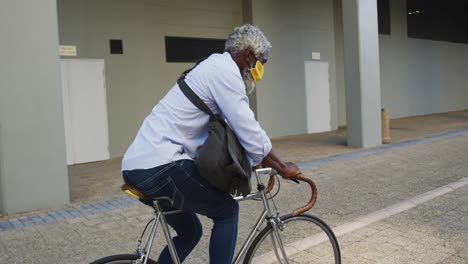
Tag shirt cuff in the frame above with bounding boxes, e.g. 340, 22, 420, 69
249, 131, 272, 166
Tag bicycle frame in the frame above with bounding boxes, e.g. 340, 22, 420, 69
232, 168, 290, 264
136, 168, 290, 264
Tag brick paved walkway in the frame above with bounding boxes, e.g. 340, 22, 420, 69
0, 110, 467, 263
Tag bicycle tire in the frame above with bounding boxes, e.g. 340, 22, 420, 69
243, 214, 341, 264
89, 254, 157, 264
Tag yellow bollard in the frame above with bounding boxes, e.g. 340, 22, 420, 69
381, 108, 391, 144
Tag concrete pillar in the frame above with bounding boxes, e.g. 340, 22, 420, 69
0, 0, 70, 214
342, 0, 382, 147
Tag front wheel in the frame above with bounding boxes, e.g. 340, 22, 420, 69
89, 254, 157, 264
243, 214, 341, 264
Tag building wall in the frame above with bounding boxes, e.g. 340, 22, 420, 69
0, 0, 69, 214
59, 0, 340, 152
465, 48, 468, 91
58, 0, 468, 158
252, 0, 339, 137
378, 0, 468, 119
333, 0, 468, 124
248, 0, 468, 132
57, 0, 243, 158
333, 0, 346, 126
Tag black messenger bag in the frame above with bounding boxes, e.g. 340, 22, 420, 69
177, 68, 252, 197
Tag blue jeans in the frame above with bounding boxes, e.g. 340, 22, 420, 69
123, 159, 239, 264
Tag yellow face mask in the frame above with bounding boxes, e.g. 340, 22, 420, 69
249, 60, 264, 82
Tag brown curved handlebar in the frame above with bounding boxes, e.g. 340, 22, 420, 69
264, 175, 276, 193
290, 174, 318, 216
260, 171, 318, 216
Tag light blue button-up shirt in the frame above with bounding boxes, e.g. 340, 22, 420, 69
122, 52, 272, 171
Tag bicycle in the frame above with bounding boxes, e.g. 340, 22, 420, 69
90, 168, 341, 264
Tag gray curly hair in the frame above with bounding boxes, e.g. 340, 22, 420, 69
225, 24, 271, 57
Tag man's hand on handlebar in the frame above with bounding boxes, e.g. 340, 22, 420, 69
258, 149, 302, 179
278, 162, 301, 179
257, 151, 317, 215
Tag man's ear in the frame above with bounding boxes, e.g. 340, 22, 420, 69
247, 48, 256, 59
233, 49, 253, 71
237, 49, 251, 68
245, 48, 256, 66
241, 49, 251, 60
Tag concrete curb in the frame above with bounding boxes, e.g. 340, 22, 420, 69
0, 196, 137, 232
297, 128, 468, 169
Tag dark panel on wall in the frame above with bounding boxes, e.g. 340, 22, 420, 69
378, 0, 391, 35
110, 39, 123, 54
165, 36, 226, 62
407, 0, 468, 43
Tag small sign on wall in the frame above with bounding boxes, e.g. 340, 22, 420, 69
312, 52, 321, 60
60, 45, 77, 56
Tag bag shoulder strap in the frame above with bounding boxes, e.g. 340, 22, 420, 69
177, 58, 215, 117
178, 80, 214, 117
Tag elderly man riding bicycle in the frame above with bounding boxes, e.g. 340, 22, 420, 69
121, 24, 301, 264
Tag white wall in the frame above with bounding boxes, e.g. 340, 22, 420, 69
333, 0, 346, 126
58, 0, 468, 156
333, 0, 468, 124
379, 0, 468, 118
57, 0, 243, 157
248, 0, 468, 134
252, 0, 339, 138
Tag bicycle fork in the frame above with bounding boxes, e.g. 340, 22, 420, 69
268, 217, 290, 264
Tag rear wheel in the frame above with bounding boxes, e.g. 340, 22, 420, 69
244, 214, 341, 264
89, 254, 157, 264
